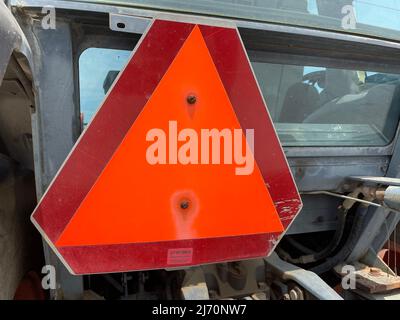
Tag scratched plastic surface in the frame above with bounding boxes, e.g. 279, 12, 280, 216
31, 20, 301, 274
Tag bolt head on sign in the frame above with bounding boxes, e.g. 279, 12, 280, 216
31, 19, 302, 275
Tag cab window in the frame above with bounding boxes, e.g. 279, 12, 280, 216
79, 47, 400, 147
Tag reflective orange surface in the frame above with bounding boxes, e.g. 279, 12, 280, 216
56, 26, 283, 247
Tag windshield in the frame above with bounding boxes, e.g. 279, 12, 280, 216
74, 0, 400, 42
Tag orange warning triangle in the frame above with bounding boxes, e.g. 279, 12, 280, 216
56, 26, 283, 247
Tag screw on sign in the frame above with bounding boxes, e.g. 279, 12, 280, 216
31, 19, 302, 275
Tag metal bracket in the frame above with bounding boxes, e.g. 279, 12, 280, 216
265, 252, 343, 300
180, 268, 209, 300
109, 13, 150, 34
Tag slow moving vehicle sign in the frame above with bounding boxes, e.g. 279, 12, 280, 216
31, 19, 302, 275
